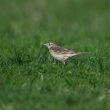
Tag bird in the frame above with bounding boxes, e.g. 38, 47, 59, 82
43, 42, 88, 64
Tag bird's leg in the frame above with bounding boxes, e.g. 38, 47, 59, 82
60, 61, 66, 76
53, 58, 56, 64
63, 61, 65, 65
63, 59, 67, 65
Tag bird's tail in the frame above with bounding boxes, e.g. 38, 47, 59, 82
73, 52, 90, 56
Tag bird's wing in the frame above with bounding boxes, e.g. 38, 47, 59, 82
63, 48, 76, 54
51, 46, 75, 55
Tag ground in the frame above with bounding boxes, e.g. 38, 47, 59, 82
0, 0, 110, 110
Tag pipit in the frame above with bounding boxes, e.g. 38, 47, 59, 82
44, 42, 88, 64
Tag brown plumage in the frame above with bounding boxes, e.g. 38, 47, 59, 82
44, 42, 88, 64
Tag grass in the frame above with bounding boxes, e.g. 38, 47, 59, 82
0, 0, 110, 110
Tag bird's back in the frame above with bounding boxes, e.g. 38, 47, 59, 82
50, 46, 75, 55
49, 46, 76, 61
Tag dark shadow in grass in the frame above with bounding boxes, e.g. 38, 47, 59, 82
9, 48, 33, 66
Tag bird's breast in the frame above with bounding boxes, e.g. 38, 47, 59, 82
49, 50, 69, 61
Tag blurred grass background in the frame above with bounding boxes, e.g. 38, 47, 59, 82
0, 0, 110, 110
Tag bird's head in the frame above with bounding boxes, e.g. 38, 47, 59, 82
43, 42, 56, 49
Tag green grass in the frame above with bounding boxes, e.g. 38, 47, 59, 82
0, 0, 110, 110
